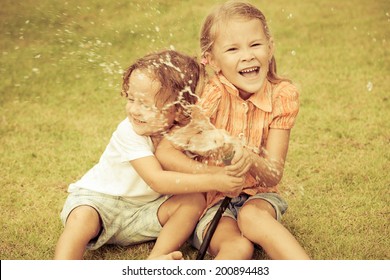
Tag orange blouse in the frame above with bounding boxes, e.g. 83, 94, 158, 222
198, 73, 300, 207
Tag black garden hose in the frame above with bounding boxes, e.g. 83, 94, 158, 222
196, 153, 234, 260
196, 196, 231, 260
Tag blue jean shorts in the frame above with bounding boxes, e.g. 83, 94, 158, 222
191, 192, 288, 250
60, 188, 169, 250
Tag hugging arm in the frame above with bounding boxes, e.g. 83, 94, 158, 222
131, 154, 243, 195
155, 136, 223, 175
226, 128, 290, 187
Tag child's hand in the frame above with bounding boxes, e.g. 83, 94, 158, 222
214, 169, 245, 195
224, 145, 253, 177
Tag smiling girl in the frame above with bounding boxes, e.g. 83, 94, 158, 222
156, 2, 310, 259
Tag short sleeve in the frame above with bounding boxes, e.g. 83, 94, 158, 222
111, 119, 154, 162
198, 78, 223, 119
270, 82, 300, 129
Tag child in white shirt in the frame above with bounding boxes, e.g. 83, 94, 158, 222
54, 50, 244, 260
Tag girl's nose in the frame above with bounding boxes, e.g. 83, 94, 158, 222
241, 48, 255, 62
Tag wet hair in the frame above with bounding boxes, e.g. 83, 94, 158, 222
200, 1, 290, 84
122, 50, 206, 125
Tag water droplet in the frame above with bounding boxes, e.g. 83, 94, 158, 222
366, 81, 373, 92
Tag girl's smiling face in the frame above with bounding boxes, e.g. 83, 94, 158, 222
126, 69, 176, 136
207, 18, 274, 100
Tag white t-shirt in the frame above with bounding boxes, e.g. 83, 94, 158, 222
68, 118, 161, 202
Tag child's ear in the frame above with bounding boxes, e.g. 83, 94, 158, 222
206, 53, 221, 73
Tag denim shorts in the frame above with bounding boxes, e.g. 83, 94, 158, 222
60, 188, 169, 250
191, 192, 288, 250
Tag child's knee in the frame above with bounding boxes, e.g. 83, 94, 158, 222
66, 206, 101, 232
238, 202, 274, 226
179, 193, 206, 209
163, 193, 206, 220
184, 193, 206, 217
193, 193, 206, 207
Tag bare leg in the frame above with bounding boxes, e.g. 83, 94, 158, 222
147, 193, 206, 259
54, 206, 101, 259
207, 216, 254, 260
238, 199, 310, 260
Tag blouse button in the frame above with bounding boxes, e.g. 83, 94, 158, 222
242, 102, 248, 113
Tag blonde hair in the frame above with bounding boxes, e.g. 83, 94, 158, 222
122, 50, 206, 125
200, 1, 289, 84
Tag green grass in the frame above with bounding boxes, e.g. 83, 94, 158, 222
1, 0, 389, 260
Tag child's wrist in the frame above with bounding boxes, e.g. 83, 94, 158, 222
207, 165, 224, 174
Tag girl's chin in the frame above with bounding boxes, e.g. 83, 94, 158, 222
238, 84, 264, 98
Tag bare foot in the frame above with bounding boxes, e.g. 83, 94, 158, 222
147, 251, 183, 260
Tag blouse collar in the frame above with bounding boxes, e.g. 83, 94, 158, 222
217, 73, 272, 112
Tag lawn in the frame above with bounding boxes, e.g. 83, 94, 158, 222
0, 0, 389, 260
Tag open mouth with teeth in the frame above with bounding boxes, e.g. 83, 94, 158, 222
239, 67, 260, 77
133, 117, 146, 124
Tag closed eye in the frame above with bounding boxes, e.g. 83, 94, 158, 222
226, 47, 238, 52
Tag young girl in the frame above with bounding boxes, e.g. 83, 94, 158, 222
54, 50, 245, 260
156, 2, 310, 259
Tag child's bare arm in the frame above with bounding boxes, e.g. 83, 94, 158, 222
131, 155, 244, 195
226, 128, 290, 187
155, 136, 223, 174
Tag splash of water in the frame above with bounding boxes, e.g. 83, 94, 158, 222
159, 53, 183, 74
154, 53, 200, 114
165, 105, 240, 164
366, 81, 373, 92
